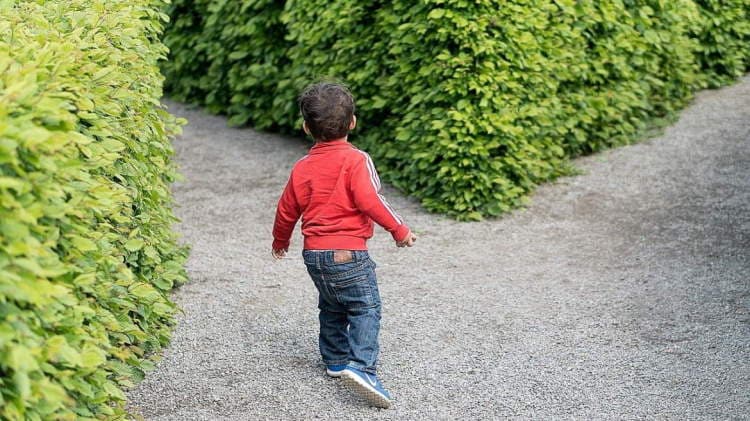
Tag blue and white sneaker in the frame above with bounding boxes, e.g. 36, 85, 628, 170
340, 366, 391, 408
325, 364, 347, 377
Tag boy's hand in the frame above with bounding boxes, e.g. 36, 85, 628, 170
272, 248, 287, 259
396, 231, 417, 248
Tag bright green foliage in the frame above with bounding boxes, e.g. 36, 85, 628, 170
692, 0, 750, 87
553, 1, 703, 155
0, 1, 187, 419
162, 0, 749, 220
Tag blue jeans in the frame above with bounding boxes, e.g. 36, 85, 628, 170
302, 250, 381, 374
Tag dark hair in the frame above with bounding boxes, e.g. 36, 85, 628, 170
298, 82, 355, 141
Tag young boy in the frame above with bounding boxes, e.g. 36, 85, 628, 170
271, 82, 416, 408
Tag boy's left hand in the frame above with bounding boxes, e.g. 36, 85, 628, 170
396, 230, 417, 248
272, 248, 287, 259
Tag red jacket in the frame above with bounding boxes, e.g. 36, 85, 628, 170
272, 139, 410, 250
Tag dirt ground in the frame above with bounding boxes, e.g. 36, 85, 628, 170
128, 76, 749, 420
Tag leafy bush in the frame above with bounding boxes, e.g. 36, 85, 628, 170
162, 0, 749, 219
162, 0, 290, 127
692, 0, 750, 87
0, 1, 187, 419
554, 0, 702, 155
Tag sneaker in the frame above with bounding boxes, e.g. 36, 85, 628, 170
325, 364, 347, 377
340, 366, 391, 408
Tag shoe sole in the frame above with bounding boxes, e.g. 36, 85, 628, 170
326, 369, 344, 377
340, 370, 391, 409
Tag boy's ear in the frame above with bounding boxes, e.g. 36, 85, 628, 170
349, 115, 357, 130
302, 121, 310, 135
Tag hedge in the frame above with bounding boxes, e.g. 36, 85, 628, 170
162, 0, 750, 220
691, 0, 750, 87
0, 1, 187, 419
162, 0, 290, 128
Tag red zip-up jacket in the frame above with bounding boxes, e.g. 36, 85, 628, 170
272, 139, 410, 251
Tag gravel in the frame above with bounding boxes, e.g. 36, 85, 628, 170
127, 76, 750, 420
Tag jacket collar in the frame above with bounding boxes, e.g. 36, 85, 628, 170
309, 138, 352, 153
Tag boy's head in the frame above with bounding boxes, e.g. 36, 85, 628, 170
298, 82, 356, 141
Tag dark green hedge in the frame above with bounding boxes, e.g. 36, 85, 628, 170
692, 0, 750, 87
162, 0, 289, 127
163, 0, 749, 220
0, 1, 187, 418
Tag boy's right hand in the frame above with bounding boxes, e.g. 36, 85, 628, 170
272, 248, 287, 259
396, 230, 417, 248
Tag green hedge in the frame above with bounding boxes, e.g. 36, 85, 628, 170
0, 1, 187, 419
692, 0, 750, 87
163, 0, 750, 220
162, 0, 289, 127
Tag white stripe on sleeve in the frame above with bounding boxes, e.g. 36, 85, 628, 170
357, 150, 381, 191
378, 194, 403, 224
356, 150, 402, 225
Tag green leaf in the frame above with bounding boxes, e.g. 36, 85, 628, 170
0, 177, 25, 192
70, 236, 97, 252
124, 238, 145, 251
80, 346, 106, 369
6, 346, 39, 372
14, 371, 31, 400
427, 8, 445, 19
228, 51, 249, 60
129, 283, 160, 301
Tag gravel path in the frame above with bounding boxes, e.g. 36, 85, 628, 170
128, 76, 749, 420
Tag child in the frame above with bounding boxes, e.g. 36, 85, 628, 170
271, 82, 416, 408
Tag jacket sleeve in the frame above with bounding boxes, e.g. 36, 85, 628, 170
350, 152, 411, 242
272, 175, 301, 250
